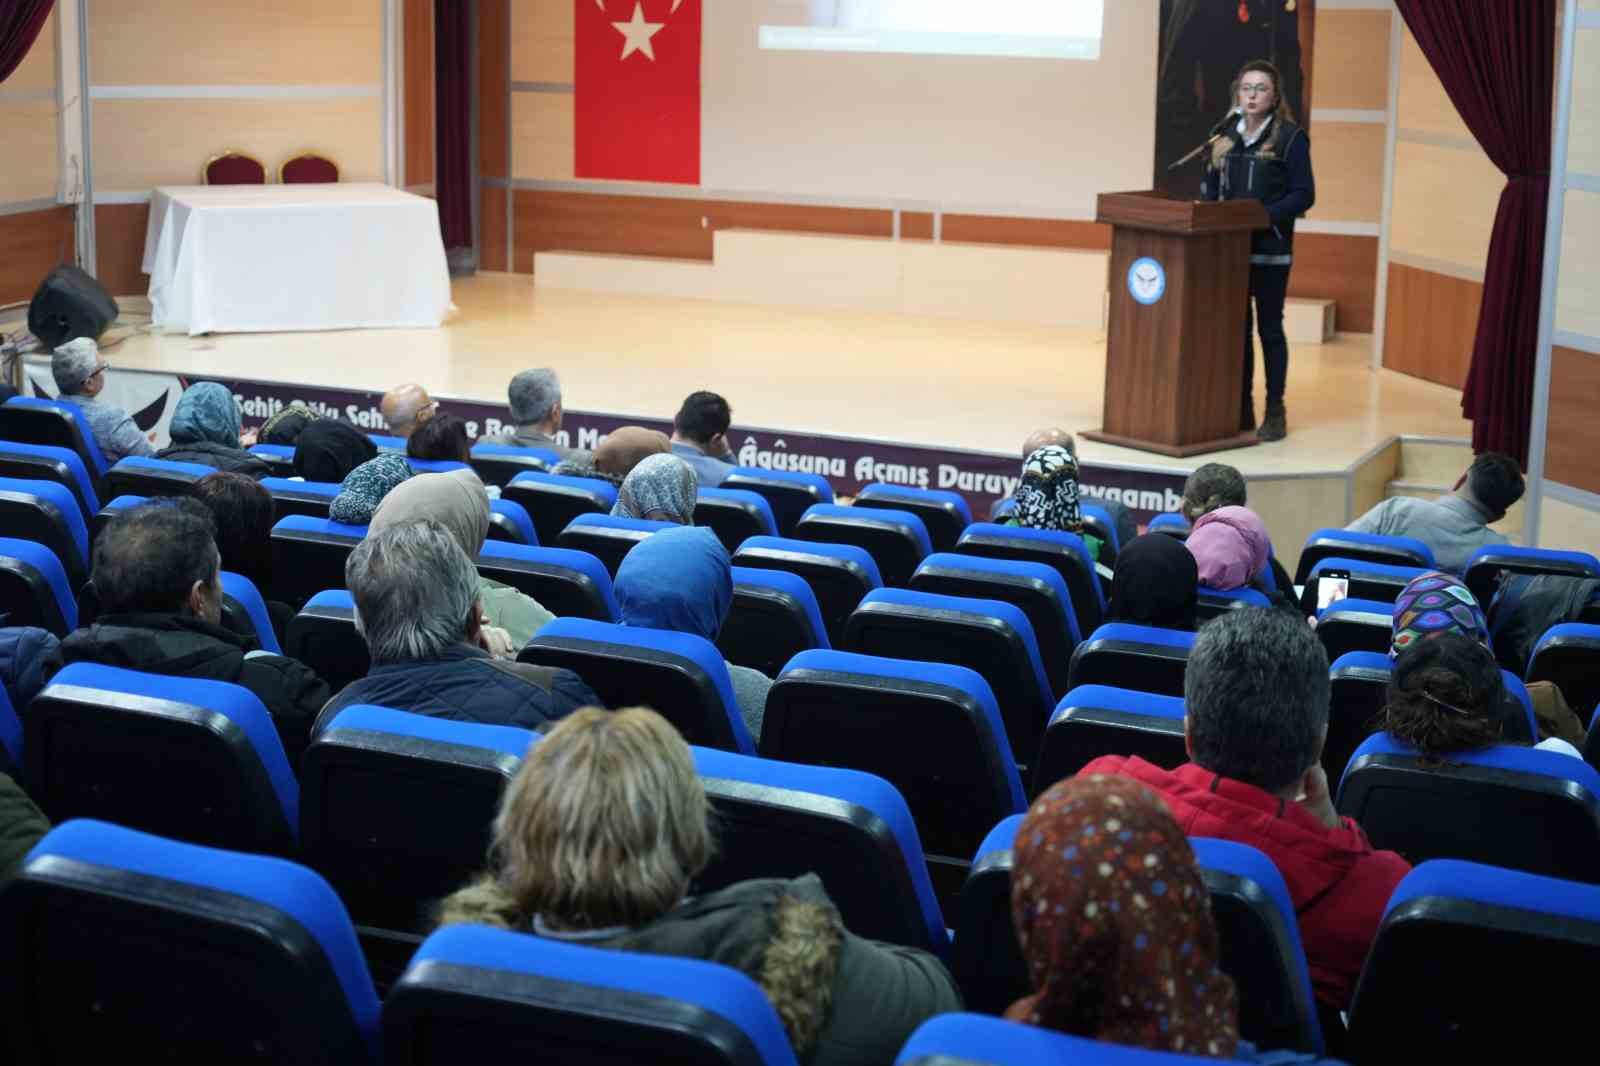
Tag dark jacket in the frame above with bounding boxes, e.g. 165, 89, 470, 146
50, 613, 330, 767
0, 625, 61, 710
156, 441, 271, 478
315, 643, 598, 734
1488, 573, 1600, 676
1201, 116, 1315, 261
0, 772, 48, 886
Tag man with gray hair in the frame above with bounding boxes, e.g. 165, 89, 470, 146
316, 520, 597, 732
51, 337, 153, 462
485, 367, 590, 461
1078, 608, 1409, 1011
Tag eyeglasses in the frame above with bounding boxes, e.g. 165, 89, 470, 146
1239, 84, 1274, 96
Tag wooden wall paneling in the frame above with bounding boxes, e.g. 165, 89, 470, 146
1388, 140, 1503, 270
1299, 0, 1315, 119
480, 183, 509, 271
8, 9, 53, 88
1310, 9, 1391, 111
1381, 262, 1481, 389
900, 212, 933, 240
1308, 122, 1385, 222
510, 92, 575, 181
1396, 29, 1473, 140
1555, 189, 1600, 339
510, 0, 573, 83
0, 207, 74, 306
0, 101, 59, 202
1288, 232, 1378, 334
938, 215, 1110, 251
403, 0, 434, 188
1569, 29, 1599, 177
1545, 345, 1600, 496
478, 0, 510, 180
93, 203, 152, 298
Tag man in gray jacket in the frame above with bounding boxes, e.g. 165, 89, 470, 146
52, 338, 153, 463
1346, 452, 1524, 574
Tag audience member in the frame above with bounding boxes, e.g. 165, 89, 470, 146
49, 501, 329, 766
156, 382, 269, 476
257, 402, 316, 446
1079, 608, 1411, 1009
368, 468, 555, 646
317, 520, 594, 731
613, 526, 770, 740
1107, 533, 1199, 630
406, 412, 472, 463
612, 453, 698, 524
0, 625, 59, 717
0, 772, 48, 886
1346, 452, 1524, 574
329, 454, 413, 526
380, 383, 436, 439
669, 390, 737, 487
187, 472, 290, 637
1179, 463, 1294, 594
293, 418, 377, 483
1006, 445, 1102, 561
50, 337, 153, 462
556, 425, 670, 484
1479, 570, 1600, 680
437, 706, 960, 1065
1186, 506, 1270, 592
487, 368, 589, 461
1018, 428, 1137, 547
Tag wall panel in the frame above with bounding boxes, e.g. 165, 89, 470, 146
1396, 30, 1472, 141
480, 184, 510, 271
1382, 262, 1481, 389
0, 102, 58, 202
1388, 140, 1503, 270
93, 203, 152, 298
403, 0, 434, 188
7, 9, 54, 89
478, 0, 511, 180
1290, 233, 1378, 335
510, 93, 574, 182
0, 207, 74, 306
1546, 345, 1600, 496
1570, 28, 1599, 176
1308, 122, 1385, 223
510, 0, 572, 84
1311, 9, 1391, 111
1555, 189, 1600, 340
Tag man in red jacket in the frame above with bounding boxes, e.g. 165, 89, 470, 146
1080, 608, 1410, 1009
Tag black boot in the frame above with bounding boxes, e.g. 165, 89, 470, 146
1257, 403, 1287, 442
1239, 396, 1256, 433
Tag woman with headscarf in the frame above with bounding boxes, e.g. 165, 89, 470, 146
156, 382, 270, 477
1108, 533, 1199, 631
613, 525, 769, 741
1186, 506, 1271, 593
257, 402, 316, 446
612, 453, 698, 525
1005, 445, 1102, 562
368, 468, 554, 648
328, 454, 413, 526
293, 418, 378, 484
552, 425, 670, 485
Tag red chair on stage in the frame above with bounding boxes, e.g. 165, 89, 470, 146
202, 150, 267, 185
279, 151, 340, 184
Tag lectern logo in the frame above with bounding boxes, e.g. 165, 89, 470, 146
1128, 257, 1166, 305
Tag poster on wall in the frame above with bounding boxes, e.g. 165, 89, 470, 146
1153, 0, 1312, 198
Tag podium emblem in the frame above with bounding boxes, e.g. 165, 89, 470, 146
1128, 257, 1166, 305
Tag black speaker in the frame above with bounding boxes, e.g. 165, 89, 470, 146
28, 265, 119, 350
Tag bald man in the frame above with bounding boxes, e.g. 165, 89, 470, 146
1014, 426, 1137, 548
381, 383, 437, 440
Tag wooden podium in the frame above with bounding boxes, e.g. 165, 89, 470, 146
1082, 191, 1269, 457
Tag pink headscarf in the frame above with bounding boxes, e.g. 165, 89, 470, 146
1185, 506, 1270, 591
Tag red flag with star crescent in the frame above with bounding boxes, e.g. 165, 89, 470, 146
575, 0, 701, 184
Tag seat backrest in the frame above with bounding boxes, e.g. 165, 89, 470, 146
1325, 651, 1392, 782
383, 924, 799, 1066
1338, 732, 1600, 882
203, 150, 267, 184
1147, 512, 1191, 538
104, 455, 210, 504
0, 478, 90, 587
763, 649, 1024, 859
1194, 584, 1272, 622
953, 522, 1104, 635
1527, 623, 1600, 726
1314, 597, 1395, 661
853, 483, 973, 555
219, 570, 282, 654
1464, 544, 1600, 611
0, 395, 108, 475
520, 618, 753, 754
0, 536, 77, 636
556, 513, 673, 577
719, 466, 834, 537
1078, 500, 1121, 564
1294, 528, 1435, 585
1301, 556, 1428, 613
285, 590, 371, 695
692, 746, 947, 956
793, 504, 932, 588
1033, 684, 1187, 797
948, 814, 1026, 1013
300, 705, 537, 933
487, 498, 538, 546
91, 493, 147, 553
247, 443, 297, 477
469, 443, 556, 487
910, 552, 1080, 702
694, 487, 778, 554
368, 433, 407, 452
406, 459, 471, 476
720, 565, 829, 677
476, 541, 618, 622
269, 514, 368, 607
843, 587, 1053, 767
26, 663, 299, 853
730, 536, 881, 646
1348, 859, 1600, 1058
279, 151, 340, 183
1067, 622, 1195, 698
896, 1013, 1228, 1066
0, 819, 377, 1064
0, 441, 99, 519
260, 476, 341, 521
503, 472, 618, 548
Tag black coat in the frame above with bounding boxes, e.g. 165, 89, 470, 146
156, 441, 271, 478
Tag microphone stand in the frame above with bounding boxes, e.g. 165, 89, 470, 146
1167, 130, 1227, 171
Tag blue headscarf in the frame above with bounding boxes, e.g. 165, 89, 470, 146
169, 382, 241, 446
614, 526, 731, 642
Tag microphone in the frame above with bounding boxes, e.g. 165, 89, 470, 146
1209, 108, 1243, 137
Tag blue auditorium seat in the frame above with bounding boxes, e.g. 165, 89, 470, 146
0, 477, 90, 587
301, 705, 539, 933
763, 650, 1025, 863
947, 813, 1026, 1014
843, 587, 1053, 766
0, 395, 109, 475
487, 497, 538, 545
0, 820, 379, 1063
720, 466, 834, 538
693, 746, 947, 956
0, 440, 99, 516
1033, 684, 1187, 796
520, 617, 754, 753
26, 663, 299, 853
1294, 527, 1435, 585
557, 512, 672, 576
384, 924, 798, 1066
1326, 651, 1394, 782
475, 541, 619, 622
895, 1013, 1233, 1065
794, 504, 932, 588
502, 471, 618, 548
285, 590, 369, 694
1347, 860, 1600, 1058
247, 442, 296, 476
1527, 623, 1600, 722
1313, 597, 1395, 661
261, 475, 341, 520
854, 483, 973, 555
694, 487, 779, 554
469, 442, 557, 487
910, 552, 1081, 701
368, 433, 406, 451
220, 570, 282, 654
91, 493, 146, 551
104, 455, 210, 504
1464, 544, 1600, 613
1079, 500, 1122, 563
719, 565, 829, 678
1147, 511, 1190, 538
954, 522, 1104, 636
988, 496, 1016, 522
406, 458, 469, 475
1339, 732, 1600, 882
0, 537, 77, 636
1301, 556, 1429, 613
1195, 583, 1272, 622
732, 535, 881, 645
269, 514, 368, 606
1067, 622, 1195, 698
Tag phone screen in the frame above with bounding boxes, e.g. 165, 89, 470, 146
1317, 572, 1350, 611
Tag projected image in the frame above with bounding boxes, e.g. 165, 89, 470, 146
758, 0, 1105, 60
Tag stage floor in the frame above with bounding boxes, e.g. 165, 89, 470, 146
99, 272, 1472, 477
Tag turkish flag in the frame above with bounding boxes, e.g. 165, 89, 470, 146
575, 0, 701, 185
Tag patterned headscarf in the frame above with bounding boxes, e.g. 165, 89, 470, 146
258, 402, 316, 445
613, 454, 698, 525
1015, 446, 1083, 533
1391, 570, 1489, 659
1007, 775, 1239, 1058
169, 382, 242, 447
329, 454, 414, 526
1186, 506, 1270, 591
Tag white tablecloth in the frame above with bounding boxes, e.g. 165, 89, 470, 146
141, 184, 452, 335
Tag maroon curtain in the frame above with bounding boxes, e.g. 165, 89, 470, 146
433, 0, 472, 253
0, 0, 53, 84
1392, 0, 1555, 465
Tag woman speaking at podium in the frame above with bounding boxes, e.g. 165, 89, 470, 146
1201, 59, 1315, 443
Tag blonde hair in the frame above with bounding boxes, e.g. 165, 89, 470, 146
437, 706, 714, 931
1211, 60, 1296, 169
